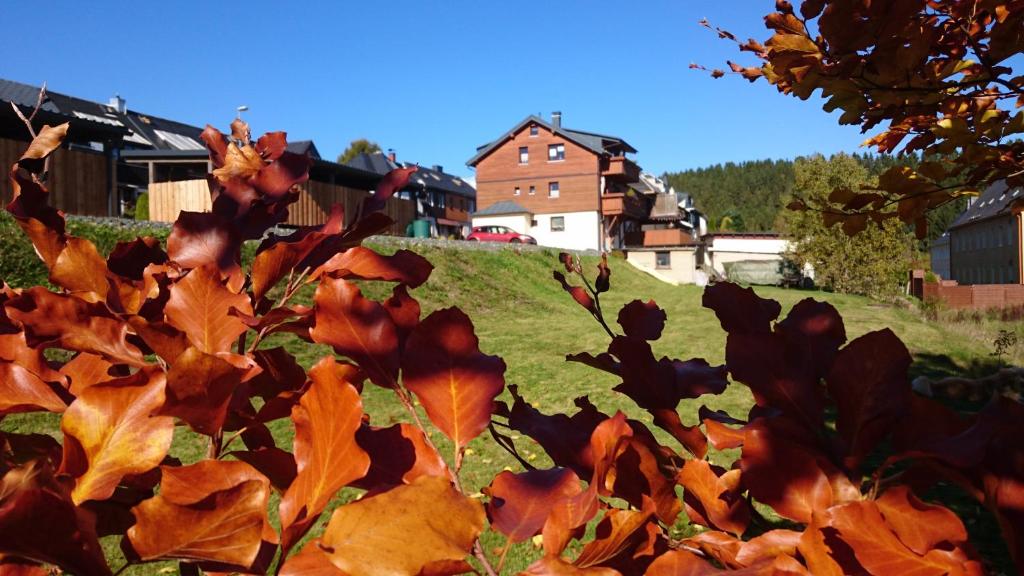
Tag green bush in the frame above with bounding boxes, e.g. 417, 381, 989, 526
135, 192, 150, 220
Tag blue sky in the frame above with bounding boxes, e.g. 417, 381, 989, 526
2, 1, 871, 179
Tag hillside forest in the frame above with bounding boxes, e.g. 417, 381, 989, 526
663, 153, 967, 245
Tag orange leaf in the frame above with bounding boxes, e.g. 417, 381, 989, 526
678, 459, 750, 535
485, 468, 583, 543
829, 500, 977, 575
279, 357, 369, 551
165, 265, 252, 354
0, 361, 66, 416
60, 367, 173, 504
574, 497, 656, 569
310, 277, 399, 388
735, 529, 802, 566
127, 460, 270, 567
739, 420, 832, 523
159, 347, 249, 436
59, 352, 114, 396
277, 541, 346, 576
317, 476, 484, 576
521, 556, 620, 575
402, 307, 506, 449
49, 237, 112, 297
796, 514, 844, 576
876, 486, 968, 556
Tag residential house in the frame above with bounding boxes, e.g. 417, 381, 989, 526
467, 112, 649, 251
346, 151, 476, 238
0, 78, 410, 230
945, 180, 1024, 284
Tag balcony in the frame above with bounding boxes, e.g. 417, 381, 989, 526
602, 191, 648, 220
601, 156, 641, 181
624, 228, 697, 248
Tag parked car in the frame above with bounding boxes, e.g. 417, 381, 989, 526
466, 226, 537, 244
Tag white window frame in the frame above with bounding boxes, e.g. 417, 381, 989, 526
548, 181, 560, 198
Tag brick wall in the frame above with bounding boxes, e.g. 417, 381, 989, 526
921, 280, 1024, 310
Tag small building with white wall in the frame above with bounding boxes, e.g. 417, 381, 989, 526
471, 200, 601, 251
706, 233, 792, 277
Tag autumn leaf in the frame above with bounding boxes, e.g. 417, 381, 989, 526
60, 367, 174, 504
353, 423, 447, 491
312, 246, 433, 287
165, 265, 252, 354
678, 459, 750, 535
316, 476, 484, 576
875, 486, 968, 556
574, 498, 656, 569
310, 277, 399, 388
484, 468, 583, 543
616, 300, 666, 341
279, 356, 369, 551
402, 307, 506, 449
159, 347, 250, 436
127, 460, 271, 567
49, 237, 112, 297
0, 361, 66, 416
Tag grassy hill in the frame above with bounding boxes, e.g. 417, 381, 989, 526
0, 216, 1017, 573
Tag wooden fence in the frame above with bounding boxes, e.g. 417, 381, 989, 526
1, 136, 110, 216
148, 179, 414, 235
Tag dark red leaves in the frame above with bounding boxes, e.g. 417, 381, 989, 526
402, 308, 506, 449
166, 211, 242, 275
361, 166, 417, 216
310, 277, 399, 388
165, 265, 252, 355
702, 282, 781, 334
353, 423, 447, 491
826, 329, 912, 469
160, 347, 249, 436
739, 420, 832, 523
616, 300, 666, 341
554, 271, 596, 314
313, 246, 433, 288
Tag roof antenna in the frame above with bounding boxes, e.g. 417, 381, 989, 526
236, 105, 249, 119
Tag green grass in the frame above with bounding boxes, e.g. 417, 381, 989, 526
2, 236, 1019, 574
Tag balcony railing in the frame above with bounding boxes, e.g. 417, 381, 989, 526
601, 192, 648, 220
624, 228, 696, 247
601, 156, 641, 181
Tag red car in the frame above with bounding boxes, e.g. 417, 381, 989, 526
466, 225, 537, 244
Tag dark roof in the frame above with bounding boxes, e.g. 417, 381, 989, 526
466, 115, 636, 166
949, 180, 1023, 230
287, 140, 320, 160
0, 78, 129, 141
472, 200, 532, 216
0, 78, 202, 150
347, 152, 476, 198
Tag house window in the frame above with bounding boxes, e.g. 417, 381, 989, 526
548, 182, 560, 198
530, 125, 539, 136
656, 251, 671, 269
529, 185, 536, 195
519, 147, 529, 164
514, 186, 521, 196
551, 216, 565, 232
548, 143, 565, 161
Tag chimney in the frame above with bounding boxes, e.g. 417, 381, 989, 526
432, 164, 443, 173
551, 111, 562, 129
387, 148, 396, 163
108, 94, 126, 114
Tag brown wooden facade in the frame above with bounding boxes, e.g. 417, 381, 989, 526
1, 136, 112, 216
474, 124, 602, 214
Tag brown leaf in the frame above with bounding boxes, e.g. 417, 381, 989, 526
384, 284, 421, 346
402, 307, 506, 448
127, 460, 270, 567
485, 468, 583, 543
735, 529, 801, 566
277, 542, 347, 575
678, 459, 750, 535
165, 265, 252, 354
279, 356, 369, 551
160, 347, 249, 436
106, 236, 168, 281
319, 476, 484, 576
739, 420, 832, 523
59, 352, 114, 396
312, 246, 433, 288
0, 460, 111, 576
353, 423, 447, 491
595, 253, 610, 294
17, 124, 69, 172
49, 237, 112, 297
702, 282, 781, 335
574, 498, 656, 569
554, 271, 596, 314
166, 211, 242, 275
4, 287, 146, 366
310, 277, 399, 388
60, 367, 173, 504
796, 514, 844, 576
521, 556, 620, 575
360, 166, 418, 216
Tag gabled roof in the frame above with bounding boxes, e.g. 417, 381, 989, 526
466, 115, 636, 166
0, 78, 129, 141
472, 200, 532, 216
347, 152, 476, 198
949, 180, 1024, 230
286, 140, 320, 160
0, 78, 202, 150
